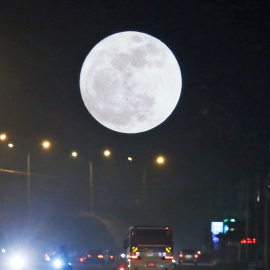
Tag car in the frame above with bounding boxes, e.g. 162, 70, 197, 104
84, 249, 105, 265
117, 258, 127, 270
103, 249, 116, 264
178, 249, 199, 265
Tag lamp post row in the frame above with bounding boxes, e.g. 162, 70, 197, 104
0, 132, 166, 217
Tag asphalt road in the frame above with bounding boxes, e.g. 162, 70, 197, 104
71, 262, 248, 270
0, 262, 247, 270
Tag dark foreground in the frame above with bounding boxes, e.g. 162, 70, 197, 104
0, 262, 258, 270
73, 263, 255, 270
66, 262, 258, 270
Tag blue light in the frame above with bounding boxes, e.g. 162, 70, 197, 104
212, 233, 219, 243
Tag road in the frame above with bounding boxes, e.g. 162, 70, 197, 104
1, 262, 246, 270
70, 263, 247, 270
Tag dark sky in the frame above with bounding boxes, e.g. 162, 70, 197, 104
0, 0, 269, 253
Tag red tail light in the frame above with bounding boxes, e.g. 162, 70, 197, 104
110, 255, 114, 259
87, 254, 92, 258
164, 255, 173, 260
119, 267, 125, 270
98, 254, 104, 259
179, 253, 183, 258
130, 255, 141, 260
79, 257, 84, 262
194, 254, 199, 259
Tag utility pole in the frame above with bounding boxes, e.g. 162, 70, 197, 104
89, 161, 93, 213
265, 139, 270, 270
255, 178, 260, 264
245, 178, 250, 262
27, 152, 31, 222
142, 167, 146, 205
264, 175, 270, 269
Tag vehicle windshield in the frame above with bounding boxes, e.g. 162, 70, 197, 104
130, 229, 173, 247
182, 249, 196, 254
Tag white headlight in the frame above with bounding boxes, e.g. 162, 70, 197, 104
53, 258, 63, 268
9, 255, 25, 269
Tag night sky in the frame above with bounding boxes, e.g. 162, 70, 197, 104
0, 0, 269, 254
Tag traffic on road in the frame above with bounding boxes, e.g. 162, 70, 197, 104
0, 224, 255, 270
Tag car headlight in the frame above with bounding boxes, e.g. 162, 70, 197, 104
9, 255, 25, 269
53, 258, 64, 269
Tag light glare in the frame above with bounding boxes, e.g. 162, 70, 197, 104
104, 149, 111, 157
71, 151, 78, 158
0, 133, 7, 141
9, 255, 25, 269
53, 258, 63, 268
42, 140, 51, 149
156, 155, 165, 165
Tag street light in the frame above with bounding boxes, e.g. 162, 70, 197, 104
41, 140, 51, 149
71, 151, 78, 158
0, 134, 13, 149
142, 155, 166, 204
89, 149, 112, 214
156, 155, 166, 165
27, 140, 52, 221
0, 133, 7, 141
103, 149, 111, 157
8, 143, 14, 148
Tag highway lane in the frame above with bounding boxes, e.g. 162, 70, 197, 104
0, 262, 245, 270
71, 262, 246, 270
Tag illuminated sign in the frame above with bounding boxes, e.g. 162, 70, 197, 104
211, 222, 224, 244
211, 222, 223, 235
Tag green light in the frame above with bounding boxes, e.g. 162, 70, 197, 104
230, 219, 236, 222
224, 219, 229, 223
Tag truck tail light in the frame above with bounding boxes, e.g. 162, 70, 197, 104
164, 255, 173, 260
129, 255, 141, 260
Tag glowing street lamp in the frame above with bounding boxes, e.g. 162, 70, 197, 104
71, 151, 78, 158
8, 143, 14, 148
27, 140, 52, 221
142, 155, 166, 204
88, 149, 112, 214
127, 157, 133, 162
42, 140, 51, 149
104, 149, 111, 157
156, 155, 165, 165
0, 133, 7, 141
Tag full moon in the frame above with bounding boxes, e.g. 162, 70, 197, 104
80, 31, 182, 134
